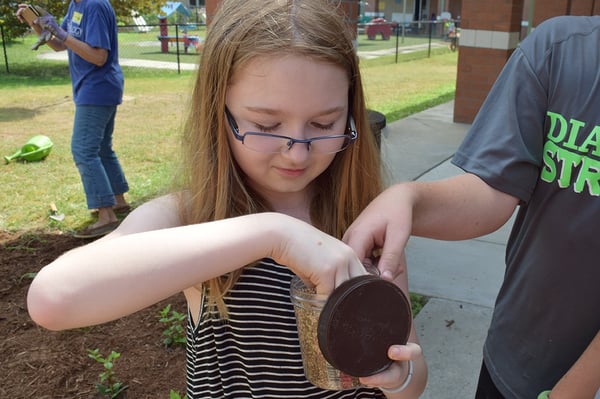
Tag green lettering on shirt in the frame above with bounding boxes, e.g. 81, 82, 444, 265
542, 111, 600, 196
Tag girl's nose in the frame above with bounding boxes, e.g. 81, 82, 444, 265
281, 137, 311, 162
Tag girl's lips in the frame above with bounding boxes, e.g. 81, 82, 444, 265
276, 167, 306, 177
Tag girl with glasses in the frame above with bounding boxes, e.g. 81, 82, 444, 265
26, 1, 426, 397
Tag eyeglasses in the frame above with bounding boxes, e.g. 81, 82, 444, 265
225, 108, 358, 154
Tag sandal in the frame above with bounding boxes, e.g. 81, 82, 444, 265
73, 221, 121, 239
90, 204, 132, 216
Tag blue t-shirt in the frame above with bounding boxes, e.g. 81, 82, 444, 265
452, 15, 600, 399
61, 0, 123, 106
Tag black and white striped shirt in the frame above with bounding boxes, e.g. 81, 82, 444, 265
185, 259, 385, 398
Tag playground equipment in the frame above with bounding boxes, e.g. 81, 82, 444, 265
156, 2, 201, 53
365, 18, 397, 40
4, 135, 54, 163
131, 10, 151, 33
157, 17, 201, 53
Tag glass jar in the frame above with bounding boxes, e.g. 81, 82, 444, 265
290, 276, 362, 390
290, 267, 412, 391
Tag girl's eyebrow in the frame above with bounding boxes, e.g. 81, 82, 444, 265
244, 106, 346, 117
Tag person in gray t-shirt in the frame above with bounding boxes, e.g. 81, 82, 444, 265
345, 15, 600, 399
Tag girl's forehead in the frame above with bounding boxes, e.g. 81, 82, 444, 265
227, 55, 350, 111
231, 54, 348, 84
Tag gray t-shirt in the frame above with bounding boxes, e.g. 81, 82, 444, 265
452, 15, 600, 399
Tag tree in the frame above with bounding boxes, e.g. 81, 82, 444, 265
110, 0, 163, 21
0, 0, 162, 42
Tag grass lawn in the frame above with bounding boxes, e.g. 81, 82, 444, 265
0, 34, 457, 233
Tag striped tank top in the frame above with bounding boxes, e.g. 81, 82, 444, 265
185, 258, 385, 398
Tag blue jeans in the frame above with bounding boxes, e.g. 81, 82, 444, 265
72, 105, 129, 210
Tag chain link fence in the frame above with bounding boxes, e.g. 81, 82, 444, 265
2, 20, 457, 75
356, 19, 459, 62
116, 23, 203, 74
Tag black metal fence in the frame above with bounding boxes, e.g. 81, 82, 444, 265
2, 20, 457, 75
116, 23, 203, 74
358, 19, 459, 63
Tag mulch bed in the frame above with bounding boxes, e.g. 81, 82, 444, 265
0, 231, 187, 398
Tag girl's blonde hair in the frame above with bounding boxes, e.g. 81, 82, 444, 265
178, 0, 383, 316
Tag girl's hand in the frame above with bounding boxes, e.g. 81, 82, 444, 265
359, 342, 423, 396
267, 214, 368, 295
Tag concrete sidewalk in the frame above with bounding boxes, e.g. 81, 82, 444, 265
380, 101, 513, 398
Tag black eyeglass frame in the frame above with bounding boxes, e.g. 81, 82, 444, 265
225, 108, 358, 154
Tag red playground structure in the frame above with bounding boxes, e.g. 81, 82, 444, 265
365, 18, 397, 40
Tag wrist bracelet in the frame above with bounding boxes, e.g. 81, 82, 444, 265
379, 360, 414, 394
537, 391, 551, 399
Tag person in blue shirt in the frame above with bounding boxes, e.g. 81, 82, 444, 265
17, 0, 130, 239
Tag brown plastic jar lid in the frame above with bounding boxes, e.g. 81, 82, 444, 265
317, 274, 412, 377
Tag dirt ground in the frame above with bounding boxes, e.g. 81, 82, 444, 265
0, 231, 187, 398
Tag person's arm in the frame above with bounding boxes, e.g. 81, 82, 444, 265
344, 173, 519, 278
26, 195, 368, 331
547, 330, 600, 398
409, 173, 518, 239
34, 14, 108, 66
43, 34, 108, 66
61, 34, 108, 66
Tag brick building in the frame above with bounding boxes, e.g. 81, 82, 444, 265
455, 0, 600, 122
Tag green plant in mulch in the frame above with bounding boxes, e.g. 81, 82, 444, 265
87, 348, 129, 399
169, 389, 188, 399
159, 304, 187, 347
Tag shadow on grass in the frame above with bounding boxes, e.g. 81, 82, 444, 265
0, 95, 71, 122
0, 107, 36, 122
